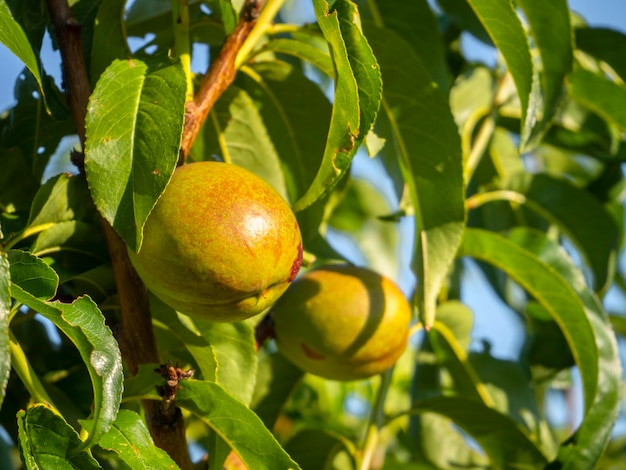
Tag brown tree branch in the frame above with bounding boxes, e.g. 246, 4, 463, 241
45, 1, 191, 467
180, 0, 264, 158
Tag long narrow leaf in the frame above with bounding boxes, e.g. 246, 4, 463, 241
466, 0, 538, 148
568, 67, 626, 132
84, 57, 186, 252
506, 228, 620, 467
365, 24, 465, 327
17, 403, 102, 469
503, 172, 619, 293
176, 380, 301, 470
84, 409, 179, 469
458, 228, 601, 421
0, 0, 44, 100
10, 287, 123, 449
516, 0, 573, 141
402, 396, 549, 467
294, 0, 382, 211
0, 254, 10, 410
369, 0, 450, 93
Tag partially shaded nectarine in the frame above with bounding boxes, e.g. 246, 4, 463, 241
128, 161, 302, 322
271, 265, 411, 381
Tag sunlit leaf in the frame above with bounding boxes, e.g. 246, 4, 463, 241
466, 0, 538, 148
176, 380, 301, 469
294, 0, 382, 211
403, 396, 548, 467
0, 0, 44, 101
84, 409, 179, 469
260, 38, 334, 77
365, 23, 465, 327
235, 61, 331, 204
8, 249, 58, 300
516, 0, 572, 141
0, 253, 10, 410
84, 57, 186, 252
575, 27, 626, 82
505, 228, 621, 467
193, 319, 258, 406
17, 404, 101, 470
369, 0, 450, 93
503, 172, 619, 293
568, 67, 626, 132
459, 228, 598, 404
10, 288, 123, 449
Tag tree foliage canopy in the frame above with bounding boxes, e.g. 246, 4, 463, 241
0, 0, 625, 468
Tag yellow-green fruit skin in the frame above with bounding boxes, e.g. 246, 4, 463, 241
128, 161, 303, 322
271, 265, 411, 381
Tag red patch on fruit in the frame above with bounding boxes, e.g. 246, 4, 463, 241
289, 242, 303, 282
301, 342, 325, 360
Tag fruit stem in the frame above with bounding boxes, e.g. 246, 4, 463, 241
357, 368, 394, 470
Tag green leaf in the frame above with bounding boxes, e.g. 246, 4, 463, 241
365, 24, 465, 327
8, 250, 58, 300
575, 27, 626, 82
0, 253, 10, 409
368, 0, 450, 93
428, 318, 491, 405
0, 148, 39, 213
458, 228, 599, 415
17, 403, 102, 470
284, 429, 354, 470
327, 177, 400, 279
466, 0, 537, 148
468, 351, 558, 458
27, 173, 91, 230
30, 221, 109, 280
175, 380, 301, 470
0, 0, 44, 100
10, 288, 123, 449
503, 172, 619, 293
89, 0, 129, 85
294, 0, 382, 211
84, 57, 186, 252
85, 409, 179, 469
251, 352, 304, 430
404, 396, 548, 467
4, 0, 47, 52
193, 319, 258, 406
0, 73, 74, 178
148, 295, 218, 382
568, 67, 626, 132
516, 0, 573, 141
504, 228, 621, 467
261, 38, 334, 77
193, 84, 289, 200
436, 0, 492, 44
235, 61, 331, 204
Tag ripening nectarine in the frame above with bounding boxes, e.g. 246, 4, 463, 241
271, 265, 411, 381
128, 161, 302, 322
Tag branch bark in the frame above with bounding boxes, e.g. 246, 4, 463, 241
180, 0, 264, 158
